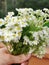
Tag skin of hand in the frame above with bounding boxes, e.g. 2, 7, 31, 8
44, 47, 49, 59
0, 43, 49, 65
21, 61, 29, 65
0, 43, 31, 65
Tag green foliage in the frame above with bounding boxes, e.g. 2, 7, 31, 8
0, 10, 5, 18
1, 0, 49, 18
15, 0, 49, 9
43, 21, 49, 27
10, 41, 30, 55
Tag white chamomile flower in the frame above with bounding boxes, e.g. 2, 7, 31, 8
0, 19, 5, 26
23, 41, 28, 45
0, 29, 3, 35
23, 36, 29, 43
18, 19, 28, 27
29, 48, 34, 54
33, 32, 39, 41
8, 12, 14, 16
32, 40, 39, 45
43, 8, 49, 13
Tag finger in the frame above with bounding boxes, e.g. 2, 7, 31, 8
21, 61, 29, 65
23, 53, 31, 61
14, 54, 31, 63
10, 54, 31, 64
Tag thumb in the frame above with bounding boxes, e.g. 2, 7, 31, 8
10, 54, 31, 64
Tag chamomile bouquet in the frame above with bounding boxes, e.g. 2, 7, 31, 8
0, 8, 49, 58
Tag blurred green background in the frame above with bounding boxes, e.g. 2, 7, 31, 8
0, 0, 49, 18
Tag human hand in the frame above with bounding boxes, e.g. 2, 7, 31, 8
0, 43, 31, 65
